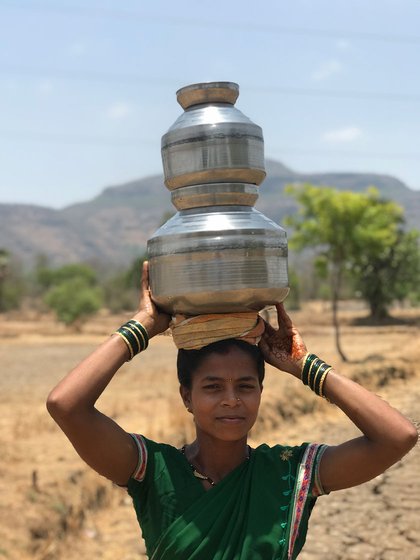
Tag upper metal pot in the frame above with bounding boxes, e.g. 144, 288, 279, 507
161, 82, 266, 190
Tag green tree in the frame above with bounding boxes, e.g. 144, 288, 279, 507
285, 183, 415, 361
0, 249, 10, 311
284, 267, 301, 311
45, 277, 103, 328
37, 262, 97, 291
0, 249, 26, 312
353, 228, 420, 319
102, 255, 146, 313
42, 263, 103, 327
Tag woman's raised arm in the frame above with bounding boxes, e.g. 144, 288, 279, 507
46, 262, 170, 486
259, 303, 418, 494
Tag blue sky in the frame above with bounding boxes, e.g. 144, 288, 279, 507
1, 0, 419, 208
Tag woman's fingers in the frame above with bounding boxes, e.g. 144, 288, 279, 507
276, 303, 294, 329
258, 337, 271, 358
141, 261, 150, 292
139, 260, 156, 315
261, 320, 278, 338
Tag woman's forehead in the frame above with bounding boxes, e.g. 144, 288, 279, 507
193, 348, 259, 378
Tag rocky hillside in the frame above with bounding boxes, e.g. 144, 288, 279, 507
1, 160, 419, 268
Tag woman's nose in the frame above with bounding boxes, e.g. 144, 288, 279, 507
221, 388, 240, 406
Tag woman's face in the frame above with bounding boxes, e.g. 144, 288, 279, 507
180, 346, 262, 442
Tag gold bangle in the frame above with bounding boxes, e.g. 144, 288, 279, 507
115, 331, 134, 360
319, 367, 332, 398
299, 352, 310, 380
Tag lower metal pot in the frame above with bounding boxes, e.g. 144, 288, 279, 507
147, 206, 289, 315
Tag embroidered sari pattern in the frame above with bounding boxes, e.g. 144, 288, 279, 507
276, 447, 296, 549
287, 443, 321, 559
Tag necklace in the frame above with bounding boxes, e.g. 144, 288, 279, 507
180, 445, 251, 486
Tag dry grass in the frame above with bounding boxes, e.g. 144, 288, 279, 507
0, 302, 419, 559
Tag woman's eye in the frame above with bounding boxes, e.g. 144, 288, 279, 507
239, 384, 256, 390
203, 384, 220, 390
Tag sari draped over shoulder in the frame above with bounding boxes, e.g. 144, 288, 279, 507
127, 436, 327, 560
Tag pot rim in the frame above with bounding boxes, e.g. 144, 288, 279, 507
176, 81, 240, 109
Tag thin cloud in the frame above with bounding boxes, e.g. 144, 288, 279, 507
106, 102, 132, 120
311, 59, 342, 81
37, 80, 53, 96
336, 39, 351, 50
322, 126, 363, 143
68, 41, 86, 57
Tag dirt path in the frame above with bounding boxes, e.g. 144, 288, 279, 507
0, 307, 419, 559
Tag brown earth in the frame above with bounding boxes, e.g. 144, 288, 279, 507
0, 303, 419, 560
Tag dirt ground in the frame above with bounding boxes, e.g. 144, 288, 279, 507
0, 303, 419, 560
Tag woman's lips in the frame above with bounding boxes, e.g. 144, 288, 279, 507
216, 416, 245, 423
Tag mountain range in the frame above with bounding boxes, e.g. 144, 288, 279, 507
1, 159, 419, 269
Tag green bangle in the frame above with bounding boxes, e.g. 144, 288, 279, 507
119, 325, 141, 354
318, 367, 332, 398
127, 320, 149, 350
301, 353, 318, 385
114, 320, 149, 361
115, 330, 134, 360
307, 358, 323, 389
312, 362, 330, 395
301, 353, 332, 398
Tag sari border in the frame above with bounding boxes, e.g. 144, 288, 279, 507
287, 443, 321, 559
312, 444, 329, 497
129, 433, 148, 482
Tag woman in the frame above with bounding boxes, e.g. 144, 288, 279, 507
47, 263, 417, 559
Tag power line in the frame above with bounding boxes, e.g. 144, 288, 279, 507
2, 65, 420, 102
246, 85, 420, 102
1, 130, 419, 161
268, 147, 420, 161
2, 2, 420, 45
1, 65, 176, 87
1, 130, 157, 147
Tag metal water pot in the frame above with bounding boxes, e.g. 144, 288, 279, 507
161, 82, 266, 190
147, 82, 289, 315
148, 204, 289, 314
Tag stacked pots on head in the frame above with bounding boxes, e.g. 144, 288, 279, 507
147, 81, 289, 315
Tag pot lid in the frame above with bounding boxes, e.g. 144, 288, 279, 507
176, 81, 239, 109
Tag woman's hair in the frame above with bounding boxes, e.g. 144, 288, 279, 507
177, 339, 265, 390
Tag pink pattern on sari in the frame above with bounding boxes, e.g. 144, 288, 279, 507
130, 433, 148, 482
287, 443, 321, 559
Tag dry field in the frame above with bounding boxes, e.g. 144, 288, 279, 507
0, 303, 419, 560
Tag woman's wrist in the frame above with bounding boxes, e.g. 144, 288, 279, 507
291, 356, 306, 379
131, 311, 156, 338
283, 362, 304, 379
110, 331, 133, 362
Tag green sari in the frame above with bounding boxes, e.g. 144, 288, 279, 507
127, 436, 327, 560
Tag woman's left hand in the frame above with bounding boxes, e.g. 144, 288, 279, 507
259, 303, 307, 378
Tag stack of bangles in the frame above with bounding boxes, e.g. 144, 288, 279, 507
301, 353, 332, 398
115, 320, 149, 360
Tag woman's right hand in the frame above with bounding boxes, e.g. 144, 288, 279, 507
132, 260, 171, 339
